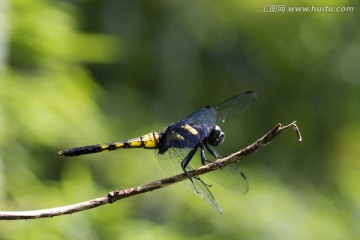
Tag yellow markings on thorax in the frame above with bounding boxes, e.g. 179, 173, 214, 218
168, 131, 185, 141
181, 124, 198, 135
167, 124, 199, 141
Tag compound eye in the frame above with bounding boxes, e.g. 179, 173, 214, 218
207, 125, 225, 146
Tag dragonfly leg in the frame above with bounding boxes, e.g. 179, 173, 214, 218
200, 144, 209, 165
194, 176, 212, 187
204, 142, 221, 158
181, 146, 198, 173
181, 146, 212, 193
202, 143, 225, 168
180, 147, 199, 191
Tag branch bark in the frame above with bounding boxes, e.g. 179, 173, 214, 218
0, 121, 302, 220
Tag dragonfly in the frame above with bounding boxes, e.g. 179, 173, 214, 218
59, 91, 257, 213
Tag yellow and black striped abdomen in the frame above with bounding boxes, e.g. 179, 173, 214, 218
59, 132, 161, 157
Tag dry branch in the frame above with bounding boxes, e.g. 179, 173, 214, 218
0, 121, 302, 220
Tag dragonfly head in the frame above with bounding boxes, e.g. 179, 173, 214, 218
207, 125, 225, 146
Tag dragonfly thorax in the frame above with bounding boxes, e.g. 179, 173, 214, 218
206, 125, 225, 146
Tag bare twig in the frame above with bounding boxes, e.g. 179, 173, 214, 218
0, 121, 301, 220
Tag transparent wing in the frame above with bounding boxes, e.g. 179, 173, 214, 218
156, 148, 222, 213
204, 162, 249, 194
173, 91, 256, 129
215, 91, 257, 124
174, 107, 217, 129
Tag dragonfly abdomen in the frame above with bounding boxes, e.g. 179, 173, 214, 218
59, 132, 161, 157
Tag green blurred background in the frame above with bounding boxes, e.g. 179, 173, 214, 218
1, 0, 359, 239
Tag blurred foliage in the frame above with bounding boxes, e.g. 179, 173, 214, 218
0, 0, 359, 239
